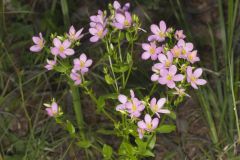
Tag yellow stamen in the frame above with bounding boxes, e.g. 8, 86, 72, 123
59, 46, 65, 52
167, 74, 172, 80
182, 49, 186, 55
165, 60, 171, 67
149, 47, 155, 54
97, 30, 103, 37
190, 76, 196, 82
159, 32, 165, 38
146, 123, 152, 130
124, 20, 129, 26
80, 61, 85, 67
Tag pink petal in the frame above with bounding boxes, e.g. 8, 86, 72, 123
46, 108, 53, 117
130, 90, 135, 98
85, 59, 93, 67
186, 42, 194, 51
186, 66, 192, 76
151, 54, 158, 60
51, 47, 59, 55
159, 77, 167, 85
80, 53, 87, 62
150, 98, 157, 107
141, 52, 151, 60
193, 68, 203, 78
89, 28, 97, 35
90, 36, 99, 42
169, 65, 177, 75
30, 45, 41, 52
196, 79, 207, 85
51, 102, 58, 113
144, 114, 152, 124
177, 39, 185, 47
148, 35, 158, 41
69, 25, 75, 34
64, 49, 74, 55
159, 20, 166, 32
173, 74, 184, 81
142, 43, 150, 50
116, 13, 125, 24
138, 120, 146, 129
167, 81, 175, 88
63, 40, 71, 48
160, 68, 168, 76
53, 38, 61, 47
191, 82, 198, 89
151, 118, 159, 129
113, 1, 121, 9
158, 54, 167, 63
151, 74, 159, 81
157, 98, 166, 108
118, 94, 127, 104
150, 24, 160, 35
159, 109, 170, 114
32, 36, 41, 44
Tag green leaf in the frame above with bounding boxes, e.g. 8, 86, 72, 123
105, 74, 114, 85
112, 64, 129, 73
77, 140, 91, 149
142, 150, 155, 157
126, 32, 132, 42
66, 120, 75, 135
147, 134, 156, 150
102, 144, 113, 159
54, 65, 68, 73
156, 124, 176, 133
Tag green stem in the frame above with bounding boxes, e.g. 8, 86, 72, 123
70, 85, 85, 138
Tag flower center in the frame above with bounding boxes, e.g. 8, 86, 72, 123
165, 60, 171, 67
159, 31, 165, 38
182, 49, 186, 55
149, 47, 155, 54
39, 40, 44, 48
97, 30, 103, 37
80, 61, 85, 68
153, 105, 158, 112
188, 54, 193, 61
146, 123, 152, 130
167, 74, 172, 80
132, 104, 137, 111
124, 20, 130, 26
190, 76, 196, 82
59, 46, 65, 52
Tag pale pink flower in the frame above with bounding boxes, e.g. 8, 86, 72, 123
51, 38, 74, 58
148, 20, 167, 42
126, 90, 145, 118
151, 63, 162, 81
45, 59, 56, 70
158, 65, 184, 88
158, 51, 173, 68
112, 11, 132, 29
173, 87, 190, 97
186, 50, 200, 64
89, 24, 108, 42
67, 26, 84, 41
73, 53, 93, 74
141, 42, 162, 60
113, 1, 130, 12
70, 69, 82, 85
170, 45, 182, 58
30, 33, 44, 52
45, 102, 59, 117
90, 10, 107, 27
150, 97, 170, 117
137, 114, 159, 132
174, 30, 186, 40
186, 67, 207, 89
177, 39, 194, 58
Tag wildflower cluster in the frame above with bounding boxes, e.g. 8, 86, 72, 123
142, 21, 206, 90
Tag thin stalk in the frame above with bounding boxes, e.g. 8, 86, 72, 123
118, 31, 125, 87
70, 85, 85, 138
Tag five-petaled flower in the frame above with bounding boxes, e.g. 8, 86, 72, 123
186, 50, 200, 64
174, 30, 186, 40
112, 12, 132, 29
138, 114, 159, 132
116, 94, 128, 111
51, 38, 75, 58
45, 59, 56, 71
177, 39, 194, 59
141, 42, 162, 60
67, 26, 84, 42
44, 101, 61, 117
158, 52, 173, 68
89, 24, 108, 42
30, 32, 45, 52
158, 65, 184, 88
150, 97, 170, 117
186, 66, 207, 89
148, 20, 168, 42
73, 53, 93, 74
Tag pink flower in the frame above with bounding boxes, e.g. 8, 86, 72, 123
126, 90, 145, 118
158, 65, 184, 88
148, 20, 167, 42
113, 1, 130, 12
116, 94, 128, 111
70, 69, 82, 85
138, 114, 159, 132
45, 102, 59, 117
170, 45, 182, 58
150, 97, 170, 117
177, 39, 193, 58
67, 26, 84, 41
90, 10, 107, 27
141, 42, 162, 60
73, 53, 93, 74
158, 51, 173, 68
186, 50, 200, 64
174, 30, 186, 40
112, 11, 132, 29
186, 67, 207, 89
89, 24, 108, 42
51, 38, 74, 58
30, 33, 44, 52
45, 59, 56, 70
